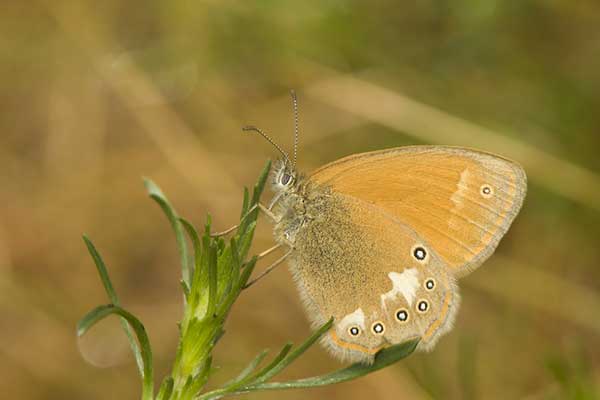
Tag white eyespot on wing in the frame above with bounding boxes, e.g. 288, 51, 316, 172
380, 268, 419, 312
337, 308, 366, 331
480, 183, 494, 198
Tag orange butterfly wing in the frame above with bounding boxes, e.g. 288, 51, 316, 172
308, 146, 527, 277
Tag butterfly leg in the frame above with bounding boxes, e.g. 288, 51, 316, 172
210, 203, 280, 237
257, 243, 283, 260
243, 246, 293, 289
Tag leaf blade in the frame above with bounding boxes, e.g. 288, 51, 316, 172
144, 178, 191, 285
82, 235, 144, 377
77, 304, 154, 400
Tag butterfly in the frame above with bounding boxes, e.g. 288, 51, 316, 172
241, 91, 527, 363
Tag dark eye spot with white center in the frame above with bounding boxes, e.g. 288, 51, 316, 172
348, 326, 360, 337
395, 309, 409, 322
280, 173, 292, 186
480, 184, 493, 198
425, 278, 435, 291
372, 322, 385, 335
417, 300, 429, 313
413, 246, 427, 261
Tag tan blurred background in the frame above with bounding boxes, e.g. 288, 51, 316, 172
2, 2, 600, 399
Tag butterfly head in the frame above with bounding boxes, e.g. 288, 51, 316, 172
271, 158, 299, 193
244, 90, 303, 198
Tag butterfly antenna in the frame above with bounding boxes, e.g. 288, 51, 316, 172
290, 89, 299, 168
242, 125, 291, 166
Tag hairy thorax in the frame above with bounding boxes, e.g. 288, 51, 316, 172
272, 179, 332, 247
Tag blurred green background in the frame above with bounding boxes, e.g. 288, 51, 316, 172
2, 1, 600, 399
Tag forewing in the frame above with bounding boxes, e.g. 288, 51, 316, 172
309, 146, 527, 277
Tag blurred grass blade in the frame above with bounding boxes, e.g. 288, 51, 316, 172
458, 335, 478, 400
307, 72, 600, 212
82, 235, 144, 377
77, 304, 154, 400
144, 178, 191, 285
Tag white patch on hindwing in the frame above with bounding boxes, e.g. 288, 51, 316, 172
380, 268, 420, 311
338, 307, 366, 331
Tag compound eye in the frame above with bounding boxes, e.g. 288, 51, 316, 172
281, 173, 292, 186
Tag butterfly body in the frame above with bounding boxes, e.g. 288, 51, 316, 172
268, 145, 526, 364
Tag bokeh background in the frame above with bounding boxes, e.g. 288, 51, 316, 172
2, 2, 600, 399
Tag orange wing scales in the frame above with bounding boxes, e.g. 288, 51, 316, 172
309, 146, 527, 276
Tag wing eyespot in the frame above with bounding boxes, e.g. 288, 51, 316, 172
424, 278, 436, 291
416, 299, 429, 313
348, 326, 361, 337
395, 309, 409, 323
480, 184, 494, 199
371, 322, 385, 335
411, 244, 429, 263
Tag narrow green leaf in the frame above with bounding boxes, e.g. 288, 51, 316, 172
179, 355, 213, 399
250, 343, 293, 384
197, 321, 418, 400
204, 214, 212, 236
230, 237, 241, 284
216, 256, 258, 318
180, 280, 190, 300
251, 160, 271, 206
77, 304, 154, 400
157, 377, 174, 400
82, 236, 119, 304
207, 243, 218, 318
239, 161, 271, 234
228, 349, 270, 386
82, 236, 143, 377
218, 345, 291, 396
144, 178, 190, 286
192, 355, 213, 394
200, 339, 419, 400
179, 217, 202, 286
256, 319, 333, 383
240, 187, 249, 219
248, 339, 419, 391
236, 222, 257, 262
237, 256, 258, 291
